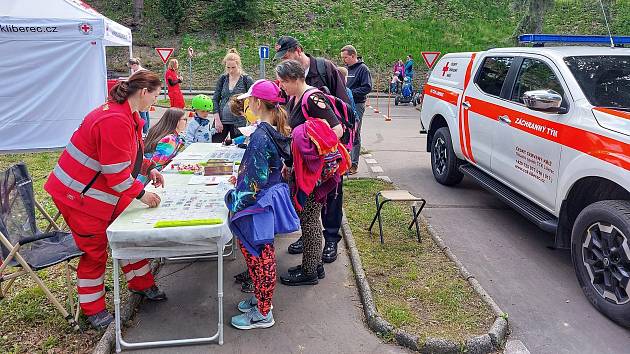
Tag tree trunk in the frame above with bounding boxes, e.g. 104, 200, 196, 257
511, 0, 553, 43
132, 0, 144, 28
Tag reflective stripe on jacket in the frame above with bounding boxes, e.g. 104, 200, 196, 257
45, 100, 153, 221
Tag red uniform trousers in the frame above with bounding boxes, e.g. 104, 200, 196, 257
54, 201, 156, 315
168, 90, 185, 109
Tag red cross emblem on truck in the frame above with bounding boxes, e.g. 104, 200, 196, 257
441, 62, 450, 76
79, 23, 92, 34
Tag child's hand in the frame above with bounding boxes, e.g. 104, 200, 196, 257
228, 176, 237, 185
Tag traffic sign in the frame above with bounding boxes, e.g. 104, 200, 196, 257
187, 47, 194, 58
155, 47, 174, 64
421, 51, 441, 69
259, 46, 270, 60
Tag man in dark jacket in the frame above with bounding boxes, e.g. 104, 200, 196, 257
341, 44, 372, 174
274, 35, 348, 266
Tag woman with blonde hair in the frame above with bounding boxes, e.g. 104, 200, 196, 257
165, 58, 185, 108
212, 48, 254, 143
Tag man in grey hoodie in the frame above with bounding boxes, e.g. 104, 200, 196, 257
340, 45, 372, 174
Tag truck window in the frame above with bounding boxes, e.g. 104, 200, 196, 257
475, 57, 513, 97
564, 56, 630, 109
510, 58, 565, 104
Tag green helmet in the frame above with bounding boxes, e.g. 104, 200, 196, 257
191, 94, 213, 111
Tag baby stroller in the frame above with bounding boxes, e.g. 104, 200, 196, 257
395, 77, 414, 106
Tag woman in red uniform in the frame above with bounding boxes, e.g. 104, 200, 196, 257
45, 70, 167, 329
165, 58, 185, 108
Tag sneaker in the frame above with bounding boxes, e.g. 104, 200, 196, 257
231, 308, 275, 330
237, 296, 273, 313
87, 310, 113, 329
348, 164, 358, 175
288, 237, 303, 254
240, 279, 255, 293
234, 269, 251, 284
130, 285, 167, 301
287, 263, 325, 279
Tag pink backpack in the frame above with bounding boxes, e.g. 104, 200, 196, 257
300, 88, 357, 151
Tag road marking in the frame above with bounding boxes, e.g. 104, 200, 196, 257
365, 159, 377, 164
371, 166, 384, 173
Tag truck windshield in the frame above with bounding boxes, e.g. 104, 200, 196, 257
564, 56, 630, 109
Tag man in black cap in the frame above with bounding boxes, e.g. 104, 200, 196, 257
274, 35, 349, 265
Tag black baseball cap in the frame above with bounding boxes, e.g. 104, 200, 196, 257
274, 36, 300, 60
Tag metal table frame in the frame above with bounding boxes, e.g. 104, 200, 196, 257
112, 239, 226, 352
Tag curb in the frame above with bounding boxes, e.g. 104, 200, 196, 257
341, 212, 509, 353
92, 261, 162, 354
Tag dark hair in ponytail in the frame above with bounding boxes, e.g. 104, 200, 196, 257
109, 70, 162, 104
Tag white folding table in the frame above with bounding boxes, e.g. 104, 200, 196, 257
106, 173, 233, 352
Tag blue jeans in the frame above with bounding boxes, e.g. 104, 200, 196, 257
139, 111, 150, 134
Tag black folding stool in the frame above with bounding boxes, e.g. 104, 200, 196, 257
368, 190, 426, 244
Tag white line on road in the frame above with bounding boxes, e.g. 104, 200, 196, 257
370, 166, 384, 173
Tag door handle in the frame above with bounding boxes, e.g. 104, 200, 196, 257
462, 101, 471, 109
498, 115, 511, 124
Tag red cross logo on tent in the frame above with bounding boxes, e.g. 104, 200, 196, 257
78, 23, 92, 35
155, 48, 175, 64
441, 62, 450, 76
421, 51, 441, 69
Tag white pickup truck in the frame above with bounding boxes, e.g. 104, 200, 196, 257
420, 46, 630, 326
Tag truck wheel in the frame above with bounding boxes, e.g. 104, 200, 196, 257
572, 200, 630, 327
431, 127, 463, 186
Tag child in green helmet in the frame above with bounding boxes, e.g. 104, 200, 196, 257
185, 94, 216, 147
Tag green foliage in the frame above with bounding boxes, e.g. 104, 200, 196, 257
159, 0, 191, 33
83, 0, 630, 89
207, 0, 258, 29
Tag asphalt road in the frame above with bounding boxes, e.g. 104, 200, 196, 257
358, 101, 630, 354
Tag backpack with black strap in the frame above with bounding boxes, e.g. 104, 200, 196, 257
310, 59, 357, 150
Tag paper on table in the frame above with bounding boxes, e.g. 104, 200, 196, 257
238, 125, 257, 137
188, 175, 231, 185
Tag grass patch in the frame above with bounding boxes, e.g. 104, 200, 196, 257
0, 153, 132, 353
90, 0, 630, 91
156, 97, 193, 109
343, 178, 494, 342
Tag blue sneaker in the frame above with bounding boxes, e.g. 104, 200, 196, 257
237, 296, 257, 313
231, 308, 275, 330
237, 296, 273, 313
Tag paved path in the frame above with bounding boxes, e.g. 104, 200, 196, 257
124, 235, 406, 353
357, 100, 630, 354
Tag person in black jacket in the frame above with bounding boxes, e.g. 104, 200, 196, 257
274, 35, 348, 264
341, 44, 372, 174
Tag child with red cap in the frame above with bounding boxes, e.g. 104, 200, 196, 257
225, 80, 299, 330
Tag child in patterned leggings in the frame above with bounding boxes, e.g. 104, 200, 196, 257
225, 80, 297, 330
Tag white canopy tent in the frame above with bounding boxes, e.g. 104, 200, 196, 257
0, 0, 132, 151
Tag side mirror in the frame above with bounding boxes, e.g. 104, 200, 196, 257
522, 90, 566, 113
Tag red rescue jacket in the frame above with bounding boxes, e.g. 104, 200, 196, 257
45, 100, 154, 221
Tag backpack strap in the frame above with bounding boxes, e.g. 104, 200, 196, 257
300, 88, 322, 121
315, 57, 330, 91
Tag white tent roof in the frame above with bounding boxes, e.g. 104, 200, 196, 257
0, 0, 131, 46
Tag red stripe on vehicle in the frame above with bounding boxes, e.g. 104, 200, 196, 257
461, 53, 477, 162
593, 107, 630, 120
423, 84, 459, 106
467, 97, 630, 171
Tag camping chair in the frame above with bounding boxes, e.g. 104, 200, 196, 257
0, 163, 83, 331
368, 190, 426, 244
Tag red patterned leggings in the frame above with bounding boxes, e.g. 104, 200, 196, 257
240, 242, 276, 316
